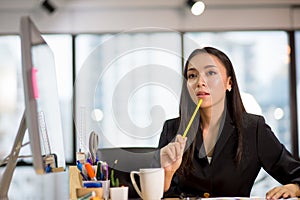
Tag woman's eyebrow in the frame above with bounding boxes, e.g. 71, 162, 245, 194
187, 67, 197, 71
204, 64, 217, 69
187, 64, 218, 71
188, 65, 217, 71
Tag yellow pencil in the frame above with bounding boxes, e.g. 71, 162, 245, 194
182, 99, 203, 138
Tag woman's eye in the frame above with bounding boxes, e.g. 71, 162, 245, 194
188, 73, 197, 79
207, 70, 217, 76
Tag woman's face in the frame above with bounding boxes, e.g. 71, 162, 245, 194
186, 53, 232, 108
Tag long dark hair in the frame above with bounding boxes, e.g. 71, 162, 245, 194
177, 47, 246, 174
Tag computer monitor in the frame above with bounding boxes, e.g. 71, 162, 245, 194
20, 15, 66, 173
0, 16, 66, 199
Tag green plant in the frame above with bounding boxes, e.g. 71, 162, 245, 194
110, 160, 119, 187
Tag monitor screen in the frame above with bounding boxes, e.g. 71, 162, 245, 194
20, 16, 65, 174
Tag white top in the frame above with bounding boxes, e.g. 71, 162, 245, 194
207, 156, 212, 164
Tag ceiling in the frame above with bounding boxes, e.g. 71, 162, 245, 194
1, 0, 300, 33
1, 0, 300, 11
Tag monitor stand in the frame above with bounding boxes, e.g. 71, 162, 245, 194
0, 112, 27, 200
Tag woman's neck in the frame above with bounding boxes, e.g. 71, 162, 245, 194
200, 98, 226, 129
199, 98, 226, 157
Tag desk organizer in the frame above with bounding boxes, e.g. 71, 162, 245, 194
69, 166, 103, 200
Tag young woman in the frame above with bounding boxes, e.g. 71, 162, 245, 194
156, 47, 300, 199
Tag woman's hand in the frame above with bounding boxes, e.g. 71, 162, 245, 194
160, 134, 187, 192
160, 134, 187, 172
266, 183, 300, 199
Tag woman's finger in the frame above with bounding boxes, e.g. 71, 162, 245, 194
266, 186, 293, 199
175, 134, 187, 154
165, 143, 176, 161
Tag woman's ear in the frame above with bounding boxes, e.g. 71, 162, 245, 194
227, 77, 232, 91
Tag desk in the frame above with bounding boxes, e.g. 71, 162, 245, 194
163, 198, 298, 200
129, 198, 298, 200
69, 166, 298, 200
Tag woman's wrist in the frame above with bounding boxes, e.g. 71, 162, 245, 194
163, 169, 176, 192
293, 183, 300, 197
284, 183, 300, 197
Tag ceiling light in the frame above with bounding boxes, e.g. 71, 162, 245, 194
187, 0, 206, 16
41, 0, 56, 14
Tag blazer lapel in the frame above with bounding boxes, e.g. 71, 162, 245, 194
211, 111, 235, 162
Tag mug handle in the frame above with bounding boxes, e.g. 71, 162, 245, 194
130, 171, 143, 199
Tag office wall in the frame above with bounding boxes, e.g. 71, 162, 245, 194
0, 3, 300, 34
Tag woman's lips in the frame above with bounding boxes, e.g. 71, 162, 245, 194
196, 91, 209, 98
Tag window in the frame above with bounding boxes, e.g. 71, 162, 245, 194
0, 34, 73, 199
75, 32, 182, 149
0, 36, 22, 159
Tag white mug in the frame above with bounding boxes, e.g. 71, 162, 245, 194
130, 168, 164, 200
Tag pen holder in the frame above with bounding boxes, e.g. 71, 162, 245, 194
100, 180, 110, 200
76, 188, 103, 199
77, 180, 103, 199
69, 165, 104, 200
69, 166, 83, 200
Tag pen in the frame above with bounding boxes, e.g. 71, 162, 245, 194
106, 163, 108, 180
87, 158, 93, 165
103, 162, 109, 180
80, 171, 88, 181
96, 161, 102, 180
183, 99, 202, 138
45, 164, 52, 173
77, 160, 88, 180
85, 162, 97, 181
76, 160, 83, 171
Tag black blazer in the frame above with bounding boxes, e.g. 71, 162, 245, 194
155, 111, 300, 198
